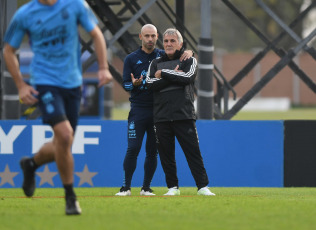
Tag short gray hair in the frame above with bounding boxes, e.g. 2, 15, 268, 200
163, 28, 183, 44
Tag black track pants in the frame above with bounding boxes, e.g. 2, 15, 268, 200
155, 120, 209, 189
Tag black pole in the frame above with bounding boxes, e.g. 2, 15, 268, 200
1, 0, 20, 119
197, 38, 214, 119
175, 0, 185, 35
103, 83, 113, 120
0, 0, 5, 119
197, 0, 213, 119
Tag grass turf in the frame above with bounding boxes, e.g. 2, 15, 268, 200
232, 107, 316, 120
1, 187, 316, 230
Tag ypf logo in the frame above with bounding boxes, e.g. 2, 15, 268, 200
0, 125, 101, 154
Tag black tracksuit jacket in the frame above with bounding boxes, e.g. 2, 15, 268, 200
145, 50, 198, 123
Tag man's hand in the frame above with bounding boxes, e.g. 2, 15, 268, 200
154, 66, 182, 80
19, 83, 39, 105
131, 73, 143, 86
155, 70, 162, 79
180, 50, 193, 61
174, 65, 183, 72
98, 69, 113, 87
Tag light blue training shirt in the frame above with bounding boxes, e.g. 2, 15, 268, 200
4, 0, 98, 88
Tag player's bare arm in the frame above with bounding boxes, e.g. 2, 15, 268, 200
90, 26, 113, 87
3, 44, 38, 105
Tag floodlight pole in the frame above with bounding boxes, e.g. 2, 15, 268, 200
197, 0, 214, 119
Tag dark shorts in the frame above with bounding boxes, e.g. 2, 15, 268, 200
35, 85, 81, 131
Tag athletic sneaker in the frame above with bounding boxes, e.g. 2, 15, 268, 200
20, 157, 36, 197
164, 186, 180, 196
140, 187, 156, 196
115, 186, 131, 196
197, 187, 216, 196
65, 196, 82, 215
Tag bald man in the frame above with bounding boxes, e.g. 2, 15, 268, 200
116, 24, 192, 196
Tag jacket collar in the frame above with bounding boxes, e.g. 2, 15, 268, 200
161, 47, 184, 61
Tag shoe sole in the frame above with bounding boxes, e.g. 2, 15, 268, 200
66, 210, 82, 215
198, 193, 216, 196
140, 192, 156, 196
164, 193, 180, 196
115, 192, 131, 196
66, 201, 82, 215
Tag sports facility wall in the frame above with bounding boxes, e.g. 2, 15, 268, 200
0, 120, 287, 189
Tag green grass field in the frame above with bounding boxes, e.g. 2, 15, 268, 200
232, 107, 316, 120
112, 107, 316, 120
1, 187, 316, 230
